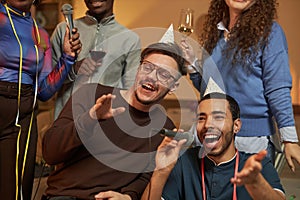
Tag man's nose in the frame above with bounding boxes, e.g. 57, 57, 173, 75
148, 69, 158, 81
204, 115, 214, 128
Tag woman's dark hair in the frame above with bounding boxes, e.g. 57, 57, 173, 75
200, 0, 278, 66
200, 92, 240, 121
141, 42, 187, 76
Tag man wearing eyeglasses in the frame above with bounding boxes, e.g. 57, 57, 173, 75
42, 42, 187, 200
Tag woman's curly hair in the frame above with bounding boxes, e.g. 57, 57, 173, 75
200, 0, 278, 66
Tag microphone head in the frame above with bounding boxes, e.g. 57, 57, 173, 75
151, 128, 194, 147
61, 3, 73, 15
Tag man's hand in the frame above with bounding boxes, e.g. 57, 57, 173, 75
89, 94, 125, 120
140, 135, 187, 200
231, 150, 266, 186
231, 150, 286, 200
155, 136, 187, 172
63, 27, 81, 57
74, 57, 101, 76
284, 142, 300, 172
180, 39, 195, 65
95, 191, 131, 200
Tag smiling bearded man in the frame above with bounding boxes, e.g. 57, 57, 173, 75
42, 42, 187, 200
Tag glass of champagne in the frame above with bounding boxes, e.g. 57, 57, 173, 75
178, 8, 194, 37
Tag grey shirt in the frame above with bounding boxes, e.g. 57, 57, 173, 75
51, 13, 141, 118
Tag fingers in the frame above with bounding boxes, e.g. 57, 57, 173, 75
68, 28, 81, 55
94, 191, 112, 199
63, 27, 81, 57
95, 94, 115, 105
285, 155, 295, 172
232, 151, 266, 186
254, 149, 267, 162
159, 136, 186, 152
180, 39, 190, 49
78, 65, 95, 75
77, 58, 98, 76
159, 137, 176, 148
90, 94, 126, 120
95, 191, 130, 200
284, 142, 300, 172
89, 104, 99, 120
70, 28, 81, 54
89, 94, 112, 120
179, 39, 196, 64
112, 107, 125, 117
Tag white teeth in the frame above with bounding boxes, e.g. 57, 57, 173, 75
142, 83, 155, 91
205, 135, 219, 139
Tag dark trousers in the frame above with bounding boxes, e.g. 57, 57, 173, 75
0, 81, 37, 200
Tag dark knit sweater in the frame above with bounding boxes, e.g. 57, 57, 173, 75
43, 83, 175, 200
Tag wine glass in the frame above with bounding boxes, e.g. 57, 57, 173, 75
88, 39, 107, 83
178, 8, 194, 37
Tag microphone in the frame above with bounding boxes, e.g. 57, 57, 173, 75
152, 128, 194, 147
61, 3, 74, 37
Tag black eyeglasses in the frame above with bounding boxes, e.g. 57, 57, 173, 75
140, 60, 177, 84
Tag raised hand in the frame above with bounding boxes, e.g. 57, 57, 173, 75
180, 38, 196, 65
89, 94, 125, 120
155, 136, 187, 171
231, 150, 286, 200
231, 150, 267, 186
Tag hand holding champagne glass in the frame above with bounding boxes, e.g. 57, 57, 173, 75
178, 8, 194, 37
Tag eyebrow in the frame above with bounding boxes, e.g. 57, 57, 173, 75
197, 111, 226, 116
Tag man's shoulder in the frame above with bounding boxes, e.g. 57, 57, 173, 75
109, 20, 140, 40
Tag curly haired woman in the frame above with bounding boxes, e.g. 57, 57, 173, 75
182, 0, 300, 171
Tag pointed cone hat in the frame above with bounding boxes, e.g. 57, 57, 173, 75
203, 77, 225, 96
159, 24, 175, 44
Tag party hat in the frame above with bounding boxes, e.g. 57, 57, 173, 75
159, 24, 175, 44
203, 77, 225, 96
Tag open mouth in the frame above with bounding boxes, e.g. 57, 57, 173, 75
203, 134, 221, 144
141, 83, 156, 91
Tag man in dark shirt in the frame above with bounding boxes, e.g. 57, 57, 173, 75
142, 92, 285, 200
42, 42, 187, 200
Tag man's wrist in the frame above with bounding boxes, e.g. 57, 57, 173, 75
187, 64, 197, 73
187, 58, 201, 74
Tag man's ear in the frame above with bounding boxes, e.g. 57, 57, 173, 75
169, 81, 180, 93
233, 118, 242, 134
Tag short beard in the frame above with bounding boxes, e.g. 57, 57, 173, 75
206, 127, 235, 157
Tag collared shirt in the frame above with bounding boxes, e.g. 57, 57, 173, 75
162, 147, 284, 200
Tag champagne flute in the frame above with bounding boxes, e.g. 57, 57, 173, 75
178, 8, 194, 37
